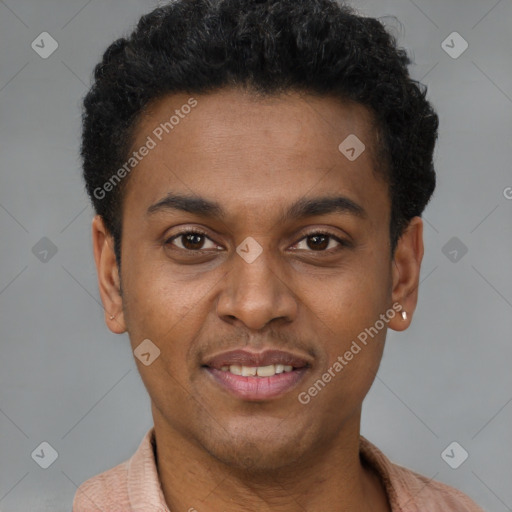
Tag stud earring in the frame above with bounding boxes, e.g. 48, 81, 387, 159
109, 315, 115, 320
401, 311, 407, 321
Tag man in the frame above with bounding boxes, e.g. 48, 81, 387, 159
73, 0, 485, 510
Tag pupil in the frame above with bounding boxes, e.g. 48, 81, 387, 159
184, 233, 204, 250
308, 235, 328, 250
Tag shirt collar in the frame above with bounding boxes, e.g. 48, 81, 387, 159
359, 435, 419, 511
127, 427, 171, 511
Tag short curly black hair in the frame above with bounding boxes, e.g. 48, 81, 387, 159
81, 0, 438, 268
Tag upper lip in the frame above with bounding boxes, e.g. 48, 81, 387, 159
203, 349, 312, 370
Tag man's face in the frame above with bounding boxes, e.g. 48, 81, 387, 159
96, 88, 417, 471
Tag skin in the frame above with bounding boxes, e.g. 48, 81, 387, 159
92, 87, 423, 512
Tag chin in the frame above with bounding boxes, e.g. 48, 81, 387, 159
204, 430, 309, 474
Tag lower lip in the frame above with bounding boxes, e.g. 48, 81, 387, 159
204, 367, 308, 401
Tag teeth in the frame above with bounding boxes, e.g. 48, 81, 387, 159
220, 364, 295, 376
255, 365, 275, 377
241, 366, 257, 376
229, 364, 242, 375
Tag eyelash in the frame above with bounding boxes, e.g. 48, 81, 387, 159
165, 229, 349, 253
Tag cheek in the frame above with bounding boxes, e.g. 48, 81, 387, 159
120, 279, 203, 403
304, 252, 390, 334
303, 250, 390, 396
303, 310, 386, 422
122, 261, 209, 335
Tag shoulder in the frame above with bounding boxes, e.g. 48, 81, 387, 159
72, 460, 130, 512
390, 462, 486, 511
359, 436, 485, 512
72, 428, 163, 512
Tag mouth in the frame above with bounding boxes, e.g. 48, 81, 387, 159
202, 349, 312, 401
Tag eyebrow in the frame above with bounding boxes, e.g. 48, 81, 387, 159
146, 193, 367, 222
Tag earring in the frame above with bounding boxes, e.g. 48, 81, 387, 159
109, 315, 115, 320
401, 311, 407, 321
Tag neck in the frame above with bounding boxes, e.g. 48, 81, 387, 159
152, 405, 390, 512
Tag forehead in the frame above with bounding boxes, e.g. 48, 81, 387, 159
122, 88, 389, 227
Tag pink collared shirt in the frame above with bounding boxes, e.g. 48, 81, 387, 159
72, 427, 485, 511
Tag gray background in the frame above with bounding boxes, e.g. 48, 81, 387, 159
0, 0, 511, 510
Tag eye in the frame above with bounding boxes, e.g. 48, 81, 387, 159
291, 230, 348, 252
165, 230, 221, 251
164, 229, 348, 254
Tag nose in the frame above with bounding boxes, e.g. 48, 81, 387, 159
216, 244, 298, 331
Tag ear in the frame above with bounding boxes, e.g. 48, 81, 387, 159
388, 216, 424, 332
91, 215, 127, 334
